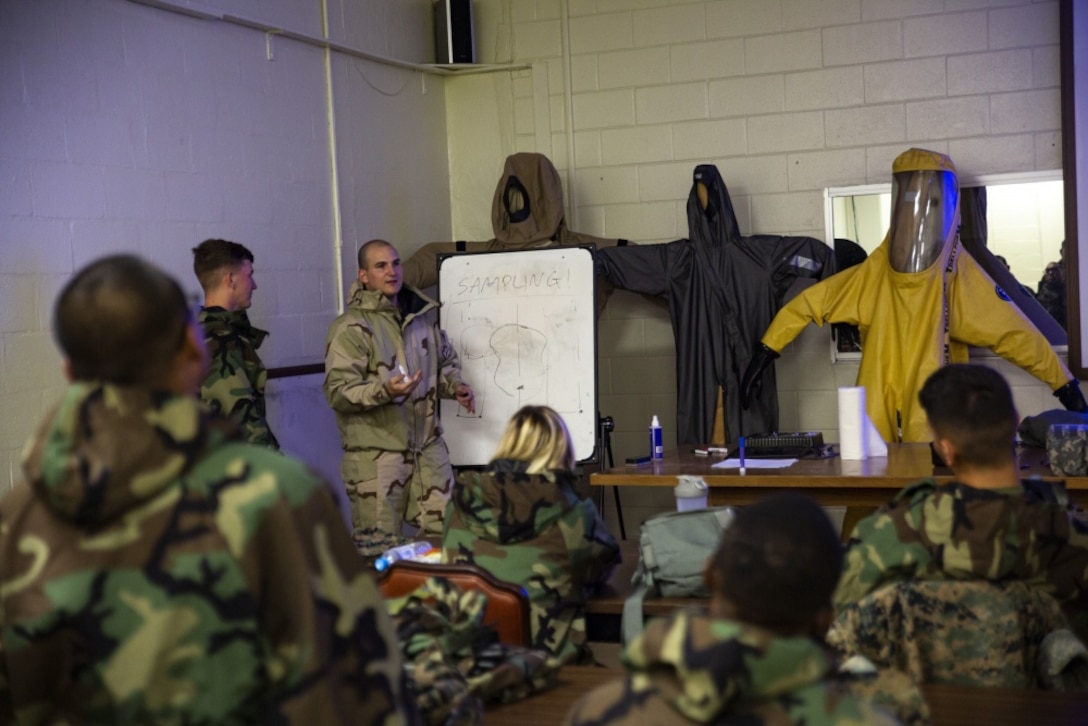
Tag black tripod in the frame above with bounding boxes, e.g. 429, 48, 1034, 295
598, 414, 625, 540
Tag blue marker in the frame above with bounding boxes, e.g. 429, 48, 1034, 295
739, 436, 746, 476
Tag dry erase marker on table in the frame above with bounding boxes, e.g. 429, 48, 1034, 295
739, 436, 746, 476
693, 447, 729, 456
625, 455, 652, 467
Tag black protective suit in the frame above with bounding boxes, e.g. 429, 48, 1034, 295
596, 165, 836, 446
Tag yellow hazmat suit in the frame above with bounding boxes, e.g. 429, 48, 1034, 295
758, 149, 1073, 443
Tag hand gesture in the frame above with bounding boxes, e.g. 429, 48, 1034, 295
385, 369, 423, 399
454, 383, 476, 413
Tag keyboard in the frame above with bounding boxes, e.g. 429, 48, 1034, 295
729, 432, 825, 459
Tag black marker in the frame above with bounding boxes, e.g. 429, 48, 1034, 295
625, 455, 652, 466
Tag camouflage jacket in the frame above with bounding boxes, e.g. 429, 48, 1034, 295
386, 576, 562, 725
831, 579, 1088, 691
198, 306, 279, 449
324, 282, 464, 453
834, 478, 1088, 621
563, 610, 900, 725
0, 383, 415, 725
440, 461, 620, 663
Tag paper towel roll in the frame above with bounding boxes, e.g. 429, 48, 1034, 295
838, 386, 868, 460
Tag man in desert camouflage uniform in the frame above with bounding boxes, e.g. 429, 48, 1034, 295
0, 255, 415, 724
565, 494, 914, 725
834, 364, 1088, 624
324, 239, 475, 536
193, 238, 279, 448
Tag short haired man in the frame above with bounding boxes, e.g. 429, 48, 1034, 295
0, 255, 414, 723
564, 494, 901, 725
834, 364, 1088, 620
324, 239, 475, 535
192, 238, 278, 448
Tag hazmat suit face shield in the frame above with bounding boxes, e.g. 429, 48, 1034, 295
888, 169, 958, 273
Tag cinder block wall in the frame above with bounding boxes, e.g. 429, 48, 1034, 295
0, 0, 451, 493
444, 0, 1071, 534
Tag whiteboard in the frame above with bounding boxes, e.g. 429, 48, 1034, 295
438, 246, 598, 466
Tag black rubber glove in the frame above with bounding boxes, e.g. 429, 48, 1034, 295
740, 344, 781, 409
1054, 379, 1088, 412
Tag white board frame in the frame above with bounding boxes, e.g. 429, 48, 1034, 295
437, 246, 598, 466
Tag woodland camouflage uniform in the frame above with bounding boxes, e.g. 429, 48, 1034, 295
834, 478, 1088, 626
440, 461, 620, 663
385, 577, 562, 725
0, 382, 414, 725
324, 281, 465, 536
563, 610, 904, 726
198, 306, 279, 449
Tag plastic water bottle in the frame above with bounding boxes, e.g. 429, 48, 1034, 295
650, 415, 664, 460
373, 541, 434, 572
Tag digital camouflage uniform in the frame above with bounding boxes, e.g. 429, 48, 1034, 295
385, 576, 562, 725
0, 382, 415, 725
562, 610, 903, 726
834, 478, 1088, 627
440, 460, 620, 664
198, 306, 279, 449
324, 281, 465, 536
831, 579, 1088, 691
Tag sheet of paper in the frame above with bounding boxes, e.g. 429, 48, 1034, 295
712, 458, 798, 469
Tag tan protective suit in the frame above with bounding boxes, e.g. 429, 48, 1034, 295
402, 152, 627, 315
760, 148, 1073, 442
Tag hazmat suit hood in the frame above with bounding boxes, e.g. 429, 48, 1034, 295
405, 153, 628, 318
889, 148, 960, 273
688, 164, 742, 250
491, 152, 567, 248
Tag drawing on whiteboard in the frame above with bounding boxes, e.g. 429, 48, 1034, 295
452, 310, 583, 418
439, 246, 596, 465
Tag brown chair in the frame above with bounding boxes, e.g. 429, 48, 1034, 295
377, 560, 533, 647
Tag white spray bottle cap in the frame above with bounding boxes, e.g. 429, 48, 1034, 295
651, 415, 660, 426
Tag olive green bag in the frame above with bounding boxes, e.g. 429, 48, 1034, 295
621, 506, 735, 644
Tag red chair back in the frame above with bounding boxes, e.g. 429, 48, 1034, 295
378, 560, 532, 646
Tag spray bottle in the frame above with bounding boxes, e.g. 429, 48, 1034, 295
650, 415, 664, 460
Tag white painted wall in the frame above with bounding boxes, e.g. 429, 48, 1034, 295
266, 373, 342, 485
442, 0, 1073, 532
0, 0, 449, 492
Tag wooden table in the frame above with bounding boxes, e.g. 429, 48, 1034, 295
922, 683, 1088, 724
590, 443, 1085, 509
486, 666, 1088, 725
486, 666, 614, 725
